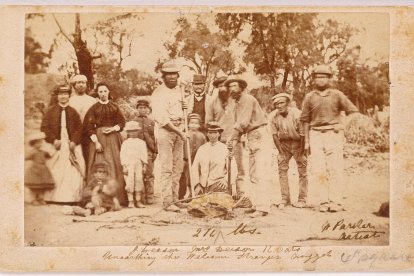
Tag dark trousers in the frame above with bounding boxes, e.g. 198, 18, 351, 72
277, 139, 308, 203
143, 153, 155, 204
178, 160, 190, 199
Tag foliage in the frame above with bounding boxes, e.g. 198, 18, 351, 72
164, 17, 242, 89
53, 13, 102, 89
216, 13, 357, 105
344, 113, 389, 153
92, 13, 142, 80
93, 56, 159, 100
336, 48, 389, 113
25, 27, 53, 74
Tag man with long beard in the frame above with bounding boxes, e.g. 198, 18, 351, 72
225, 77, 274, 218
205, 76, 246, 199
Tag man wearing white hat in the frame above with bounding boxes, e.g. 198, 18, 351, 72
69, 74, 97, 166
150, 60, 187, 212
68, 74, 97, 122
269, 92, 308, 209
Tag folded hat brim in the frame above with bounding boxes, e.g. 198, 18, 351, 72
224, 78, 247, 88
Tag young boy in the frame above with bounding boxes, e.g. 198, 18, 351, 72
135, 99, 157, 205
74, 162, 121, 216
120, 121, 148, 208
178, 113, 207, 200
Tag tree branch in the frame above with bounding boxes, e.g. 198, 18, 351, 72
53, 14, 75, 47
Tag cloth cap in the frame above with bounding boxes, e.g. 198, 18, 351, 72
136, 99, 150, 108
27, 132, 46, 143
71, 74, 87, 84
272, 92, 292, 104
206, 121, 223, 132
212, 76, 228, 87
124, 121, 141, 131
188, 113, 202, 122
161, 61, 180, 73
192, 74, 206, 84
93, 162, 109, 172
224, 76, 247, 90
53, 84, 71, 95
312, 64, 333, 76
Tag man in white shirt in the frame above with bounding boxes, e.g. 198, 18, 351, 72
68, 74, 97, 166
192, 122, 229, 195
150, 61, 187, 212
68, 74, 97, 123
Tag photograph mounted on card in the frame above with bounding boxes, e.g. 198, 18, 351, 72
0, 4, 412, 273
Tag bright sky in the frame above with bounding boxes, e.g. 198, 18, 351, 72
27, 12, 389, 89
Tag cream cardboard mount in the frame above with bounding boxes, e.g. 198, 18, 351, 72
0, 5, 413, 272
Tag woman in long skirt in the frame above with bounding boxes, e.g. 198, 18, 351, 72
83, 82, 127, 205
41, 85, 85, 203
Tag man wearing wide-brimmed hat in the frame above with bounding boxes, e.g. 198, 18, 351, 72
225, 76, 273, 218
301, 64, 358, 212
192, 121, 229, 195
270, 92, 308, 209
150, 60, 187, 212
187, 74, 208, 131
205, 75, 246, 198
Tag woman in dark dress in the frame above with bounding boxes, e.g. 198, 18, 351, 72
83, 82, 127, 205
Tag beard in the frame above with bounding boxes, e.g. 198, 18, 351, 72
218, 90, 229, 101
315, 83, 329, 91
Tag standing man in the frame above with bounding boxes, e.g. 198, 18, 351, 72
187, 74, 208, 131
69, 74, 97, 167
151, 61, 187, 212
135, 99, 157, 205
300, 64, 358, 212
69, 74, 97, 122
270, 93, 308, 209
225, 76, 274, 218
205, 76, 246, 198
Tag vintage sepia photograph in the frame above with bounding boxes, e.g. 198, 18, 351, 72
23, 10, 390, 248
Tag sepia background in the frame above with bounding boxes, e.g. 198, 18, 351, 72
23, 11, 390, 247
0, 3, 413, 272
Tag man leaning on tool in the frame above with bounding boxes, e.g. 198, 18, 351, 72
300, 64, 358, 213
225, 76, 274, 218
150, 60, 187, 212
205, 76, 246, 199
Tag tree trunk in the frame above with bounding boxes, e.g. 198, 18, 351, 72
269, 74, 276, 88
73, 14, 95, 91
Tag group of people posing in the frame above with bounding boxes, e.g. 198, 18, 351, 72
25, 60, 359, 218
25, 75, 157, 215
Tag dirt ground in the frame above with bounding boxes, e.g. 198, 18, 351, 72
24, 143, 389, 247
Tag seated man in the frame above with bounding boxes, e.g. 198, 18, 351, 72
192, 122, 229, 195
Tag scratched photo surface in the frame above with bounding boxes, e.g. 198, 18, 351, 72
22, 11, 390, 247
3, 5, 414, 272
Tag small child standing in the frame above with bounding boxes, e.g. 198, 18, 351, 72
120, 121, 148, 208
74, 162, 121, 216
135, 99, 157, 205
179, 113, 207, 199
25, 132, 55, 205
